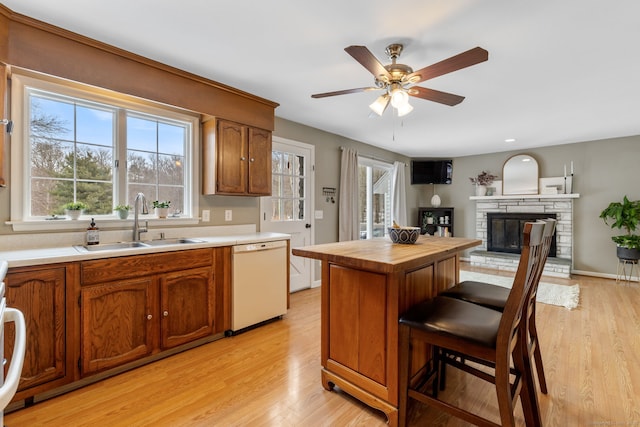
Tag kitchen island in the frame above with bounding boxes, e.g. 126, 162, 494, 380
292, 235, 480, 426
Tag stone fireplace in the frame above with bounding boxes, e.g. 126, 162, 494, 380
470, 195, 578, 277
487, 212, 557, 256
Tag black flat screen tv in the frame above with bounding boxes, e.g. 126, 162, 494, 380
411, 160, 453, 184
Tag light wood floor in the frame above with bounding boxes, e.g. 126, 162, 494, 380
5, 266, 640, 426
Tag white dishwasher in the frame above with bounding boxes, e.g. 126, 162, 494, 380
230, 240, 288, 334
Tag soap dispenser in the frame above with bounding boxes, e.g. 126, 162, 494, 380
86, 218, 100, 245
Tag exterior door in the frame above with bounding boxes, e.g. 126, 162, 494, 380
260, 137, 314, 292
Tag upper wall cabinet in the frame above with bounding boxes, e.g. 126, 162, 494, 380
202, 119, 272, 196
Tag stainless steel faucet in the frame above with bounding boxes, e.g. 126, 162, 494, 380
133, 192, 149, 241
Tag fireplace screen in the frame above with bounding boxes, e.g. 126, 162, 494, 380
487, 213, 557, 256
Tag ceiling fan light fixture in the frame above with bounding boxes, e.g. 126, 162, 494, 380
369, 94, 390, 116
390, 84, 409, 108
397, 102, 413, 117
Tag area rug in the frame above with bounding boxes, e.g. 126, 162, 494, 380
459, 271, 580, 310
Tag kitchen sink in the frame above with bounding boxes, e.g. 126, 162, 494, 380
74, 241, 150, 252
143, 238, 205, 246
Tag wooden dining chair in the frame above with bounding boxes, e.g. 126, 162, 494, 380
398, 221, 546, 427
440, 218, 556, 394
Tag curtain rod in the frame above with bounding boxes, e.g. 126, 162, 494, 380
340, 146, 406, 166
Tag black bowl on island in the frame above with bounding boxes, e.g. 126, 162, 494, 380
387, 227, 420, 244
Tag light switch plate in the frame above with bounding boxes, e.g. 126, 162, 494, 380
225, 210, 232, 221
314, 210, 323, 219
201, 210, 210, 222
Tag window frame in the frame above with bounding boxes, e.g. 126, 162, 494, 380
9, 70, 200, 231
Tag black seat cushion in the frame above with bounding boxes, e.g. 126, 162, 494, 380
399, 296, 502, 348
440, 281, 510, 312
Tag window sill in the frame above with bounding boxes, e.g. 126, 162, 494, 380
7, 217, 200, 232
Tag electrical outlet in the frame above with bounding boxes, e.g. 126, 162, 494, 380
201, 210, 210, 222
225, 210, 232, 221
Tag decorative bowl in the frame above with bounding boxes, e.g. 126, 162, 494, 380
387, 227, 420, 244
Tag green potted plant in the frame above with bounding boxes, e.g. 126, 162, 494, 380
114, 204, 131, 220
152, 200, 171, 218
599, 195, 640, 260
63, 201, 88, 220
469, 171, 498, 196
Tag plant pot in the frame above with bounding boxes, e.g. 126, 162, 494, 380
616, 246, 640, 261
65, 209, 83, 220
155, 207, 169, 218
426, 217, 434, 225
475, 185, 487, 197
117, 210, 130, 220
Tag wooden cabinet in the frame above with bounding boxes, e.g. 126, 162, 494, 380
4, 264, 74, 400
418, 207, 454, 236
79, 249, 215, 376
202, 118, 272, 196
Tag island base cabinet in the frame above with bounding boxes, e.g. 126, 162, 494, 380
319, 252, 464, 426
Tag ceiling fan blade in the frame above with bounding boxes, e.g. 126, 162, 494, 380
311, 87, 379, 98
344, 45, 392, 80
407, 46, 488, 84
409, 86, 465, 106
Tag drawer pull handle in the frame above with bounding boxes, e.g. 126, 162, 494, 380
147, 314, 153, 320
163, 311, 169, 317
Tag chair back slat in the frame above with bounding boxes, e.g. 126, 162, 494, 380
496, 222, 546, 361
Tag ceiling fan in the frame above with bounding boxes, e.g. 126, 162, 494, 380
311, 44, 488, 117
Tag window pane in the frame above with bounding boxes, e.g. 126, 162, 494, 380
31, 178, 63, 216
271, 199, 281, 221
127, 116, 157, 151
30, 96, 74, 141
77, 105, 114, 146
158, 122, 185, 156
272, 151, 282, 174
158, 154, 184, 185
78, 181, 113, 215
76, 144, 113, 181
31, 140, 74, 179
128, 151, 156, 183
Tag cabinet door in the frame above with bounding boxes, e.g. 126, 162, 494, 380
247, 127, 272, 195
160, 267, 214, 349
80, 277, 156, 376
216, 119, 247, 194
5, 267, 67, 391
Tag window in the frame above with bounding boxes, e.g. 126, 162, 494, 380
270, 149, 305, 221
358, 157, 393, 239
11, 72, 198, 225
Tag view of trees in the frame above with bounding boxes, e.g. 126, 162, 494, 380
29, 94, 186, 217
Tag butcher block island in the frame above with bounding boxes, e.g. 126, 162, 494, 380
292, 235, 480, 427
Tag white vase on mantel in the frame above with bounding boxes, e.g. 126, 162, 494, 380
430, 194, 441, 207
475, 185, 487, 197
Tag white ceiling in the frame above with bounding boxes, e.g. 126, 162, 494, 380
4, 0, 640, 157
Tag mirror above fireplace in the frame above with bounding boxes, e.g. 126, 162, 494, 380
502, 154, 539, 195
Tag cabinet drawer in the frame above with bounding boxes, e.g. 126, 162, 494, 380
80, 248, 214, 285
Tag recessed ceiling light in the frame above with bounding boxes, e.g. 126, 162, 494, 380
505, 138, 516, 143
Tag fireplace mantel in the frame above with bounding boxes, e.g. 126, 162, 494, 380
470, 193, 580, 201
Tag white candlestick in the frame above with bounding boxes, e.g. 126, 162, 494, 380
571, 161, 574, 175
564, 164, 567, 177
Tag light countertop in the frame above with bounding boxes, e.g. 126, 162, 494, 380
0, 230, 290, 268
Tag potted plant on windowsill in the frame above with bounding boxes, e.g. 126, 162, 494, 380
469, 171, 498, 197
599, 195, 640, 261
114, 204, 131, 220
63, 201, 88, 220
153, 200, 171, 218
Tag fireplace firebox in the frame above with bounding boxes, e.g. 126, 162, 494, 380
487, 213, 557, 257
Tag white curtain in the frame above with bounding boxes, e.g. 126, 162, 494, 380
392, 161, 407, 226
339, 148, 359, 241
